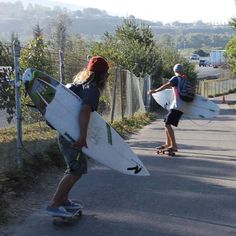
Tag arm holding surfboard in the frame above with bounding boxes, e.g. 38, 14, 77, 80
148, 64, 187, 156
148, 82, 172, 94
72, 104, 91, 149
46, 56, 110, 217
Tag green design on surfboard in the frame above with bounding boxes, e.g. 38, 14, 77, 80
106, 123, 112, 145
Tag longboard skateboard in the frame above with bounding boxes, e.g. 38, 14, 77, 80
156, 147, 176, 157
52, 207, 83, 225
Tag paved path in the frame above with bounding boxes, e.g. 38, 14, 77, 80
1, 94, 236, 236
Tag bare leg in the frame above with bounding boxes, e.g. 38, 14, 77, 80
165, 124, 178, 150
164, 126, 172, 147
50, 174, 82, 208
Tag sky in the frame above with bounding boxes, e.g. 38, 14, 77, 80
50, 0, 236, 23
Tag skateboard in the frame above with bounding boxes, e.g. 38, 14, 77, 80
156, 147, 176, 156
52, 207, 83, 225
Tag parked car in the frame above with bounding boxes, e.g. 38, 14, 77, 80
199, 59, 206, 67
190, 54, 200, 60
199, 59, 211, 67
204, 60, 211, 66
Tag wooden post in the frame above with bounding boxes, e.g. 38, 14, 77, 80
119, 68, 124, 119
110, 67, 118, 123
13, 39, 23, 168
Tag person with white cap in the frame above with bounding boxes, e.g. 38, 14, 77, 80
148, 64, 188, 155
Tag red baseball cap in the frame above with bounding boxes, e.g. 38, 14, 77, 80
87, 56, 109, 73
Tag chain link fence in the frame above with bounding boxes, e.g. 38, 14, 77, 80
100, 68, 149, 122
0, 42, 151, 170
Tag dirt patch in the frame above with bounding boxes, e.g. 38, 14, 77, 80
0, 167, 63, 227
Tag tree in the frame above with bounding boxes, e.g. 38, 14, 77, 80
90, 18, 196, 87
157, 45, 196, 87
225, 36, 236, 74
91, 18, 162, 77
47, 13, 71, 53
229, 16, 236, 29
46, 13, 72, 81
33, 24, 43, 40
64, 34, 88, 83
20, 28, 53, 122
226, 5, 236, 74
157, 34, 175, 48
193, 49, 209, 57
20, 35, 52, 73
0, 40, 15, 123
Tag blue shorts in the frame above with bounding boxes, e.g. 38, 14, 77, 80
57, 134, 87, 176
164, 109, 183, 127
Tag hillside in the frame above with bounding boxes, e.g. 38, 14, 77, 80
0, 1, 234, 49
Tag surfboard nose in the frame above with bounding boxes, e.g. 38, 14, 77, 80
22, 68, 33, 84
141, 167, 150, 176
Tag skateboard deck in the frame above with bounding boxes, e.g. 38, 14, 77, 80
52, 208, 83, 225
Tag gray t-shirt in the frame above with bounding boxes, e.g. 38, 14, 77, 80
67, 82, 100, 112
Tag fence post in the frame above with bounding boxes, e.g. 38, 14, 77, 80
201, 81, 205, 97
110, 67, 118, 123
59, 50, 65, 84
143, 75, 151, 110
13, 40, 23, 168
119, 68, 124, 119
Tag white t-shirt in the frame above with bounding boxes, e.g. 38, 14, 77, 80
169, 76, 185, 112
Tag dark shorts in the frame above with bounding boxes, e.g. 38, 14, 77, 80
164, 109, 183, 127
57, 134, 87, 176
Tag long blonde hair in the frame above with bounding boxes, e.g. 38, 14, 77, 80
73, 68, 94, 85
73, 68, 109, 91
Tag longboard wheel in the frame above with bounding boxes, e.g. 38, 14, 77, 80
156, 149, 175, 157
156, 149, 165, 154
166, 150, 175, 156
52, 217, 73, 225
52, 210, 82, 225
168, 152, 175, 156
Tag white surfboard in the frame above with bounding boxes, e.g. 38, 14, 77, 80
22, 68, 150, 176
152, 89, 219, 118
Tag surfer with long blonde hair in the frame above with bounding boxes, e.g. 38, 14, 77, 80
47, 56, 109, 217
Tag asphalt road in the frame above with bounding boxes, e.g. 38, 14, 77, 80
196, 66, 224, 79
1, 95, 236, 236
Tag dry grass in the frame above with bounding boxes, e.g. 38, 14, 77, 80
0, 122, 63, 224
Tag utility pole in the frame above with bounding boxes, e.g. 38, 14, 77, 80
13, 39, 23, 168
